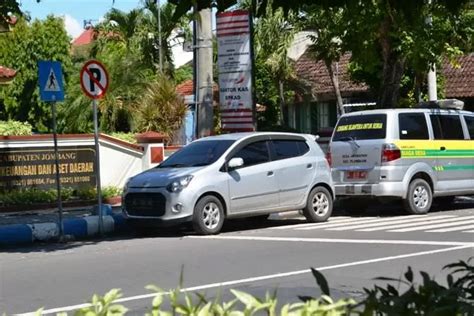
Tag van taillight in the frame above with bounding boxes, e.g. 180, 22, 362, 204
381, 143, 401, 163
325, 150, 332, 167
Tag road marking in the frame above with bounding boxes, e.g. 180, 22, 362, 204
267, 216, 354, 230
390, 219, 474, 232
359, 215, 474, 232
327, 215, 455, 231
427, 224, 474, 233
21, 244, 473, 316
187, 235, 473, 247
297, 215, 447, 231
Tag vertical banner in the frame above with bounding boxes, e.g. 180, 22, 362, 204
217, 10, 255, 132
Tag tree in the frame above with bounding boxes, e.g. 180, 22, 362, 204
132, 73, 187, 141
140, 1, 192, 76
254, 3, 298, 125
301, 5, 346, 116
170, 0, 472, 108
0, 16, 72, 132
274, 0, 473, 108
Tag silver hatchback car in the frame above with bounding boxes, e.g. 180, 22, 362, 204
122, 132, 334, 234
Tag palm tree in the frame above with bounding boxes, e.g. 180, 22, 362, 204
255, 2, 298, 125
302, 5, 346, 117
140, 1, 192, 76
132, 73, 187, 142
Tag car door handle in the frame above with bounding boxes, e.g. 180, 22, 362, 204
440, 146, 446, 151
306, 164, 313, 169
267, 171, 274, 176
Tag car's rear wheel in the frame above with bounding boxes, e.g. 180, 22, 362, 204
303, 186, 333, 222
192, 195, 225, 235
404, 178, 432, 214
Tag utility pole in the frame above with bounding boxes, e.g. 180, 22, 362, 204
195, 6, 214, 138
427, 0, 437, 101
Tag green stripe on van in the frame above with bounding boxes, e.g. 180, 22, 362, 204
432, 165, 474, 171
402, 149, 474, 158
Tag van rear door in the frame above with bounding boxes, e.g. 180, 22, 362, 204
330, 114, 387, 185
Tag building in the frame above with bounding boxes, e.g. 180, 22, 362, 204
288, 51, 474, 134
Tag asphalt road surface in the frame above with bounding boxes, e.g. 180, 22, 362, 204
1, 199, 474, 315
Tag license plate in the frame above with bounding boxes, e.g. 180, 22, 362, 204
346, 171, 367, 180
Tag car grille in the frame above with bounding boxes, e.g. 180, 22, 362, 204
124, 193, 166, 217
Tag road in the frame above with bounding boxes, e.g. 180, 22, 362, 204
1, 200, 473, 315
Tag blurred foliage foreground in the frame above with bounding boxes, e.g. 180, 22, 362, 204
31, 258, 473, 315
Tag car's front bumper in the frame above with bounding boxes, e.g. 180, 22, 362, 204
122, 187, 197, 225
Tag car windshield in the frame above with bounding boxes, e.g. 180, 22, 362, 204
333, 114, 387, 141
157, 140, 235, 168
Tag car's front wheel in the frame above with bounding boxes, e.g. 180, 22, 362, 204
192, 195, 225, 235
303, 186, 333, 222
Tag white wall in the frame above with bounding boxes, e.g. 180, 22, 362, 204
0, 134, 144, 190
99, 138, 143, 187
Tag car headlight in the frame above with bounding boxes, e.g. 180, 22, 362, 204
123, 177, 132, 191
167, 175, 194, 193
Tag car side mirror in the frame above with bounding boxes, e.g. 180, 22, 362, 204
228, 157, 244, 170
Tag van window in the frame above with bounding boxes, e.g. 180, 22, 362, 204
464, 116, 474, 139
430, 115, 464, 140
272, 140, 309, 160
333, 114, 386, 141
233, 141, 270, 167
398, 113, 429, 140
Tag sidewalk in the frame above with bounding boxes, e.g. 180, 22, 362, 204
0, 204, 128, 247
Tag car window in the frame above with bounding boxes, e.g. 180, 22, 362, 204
233, 141, 270, 168
158, 140, 235, 168
333, 114, 387, 141
398, 113, 429, 140
430, 115, 464, 140
464, 116, 474, 139
272, 140, 309, 160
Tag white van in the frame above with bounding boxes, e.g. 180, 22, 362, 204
328, 100, 474, 214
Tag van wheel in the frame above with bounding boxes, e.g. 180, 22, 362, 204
404, 179, 432, 214
303, 186, 333, 222
192, 196, 224, 235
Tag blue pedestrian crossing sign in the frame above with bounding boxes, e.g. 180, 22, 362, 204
38, 61, 64, 102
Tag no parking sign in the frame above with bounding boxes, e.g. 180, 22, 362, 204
80, 60, 109, 99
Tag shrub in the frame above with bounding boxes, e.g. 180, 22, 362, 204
109, 132, 137, 144
360, 258, 474, 315
0, 188, 75, 206
34, 258, 473, 316
0, 120, 33, 136
102, 186, 122, 199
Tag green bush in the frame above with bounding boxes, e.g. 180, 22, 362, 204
0, 120, 33, 136
0, 188, 72, 206
109, 132, 137, 144
0, 186, 124, 206
102, 186, 122, 199
29, 258, 472, 316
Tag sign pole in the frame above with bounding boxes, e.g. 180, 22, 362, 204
92, 98, 104, 236
80, 59, 109, 237
51, 96, 64, 240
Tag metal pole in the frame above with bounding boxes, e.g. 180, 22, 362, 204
51, 97, 64, 240
157, 0, 162, 72
93, 99, 104, 236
